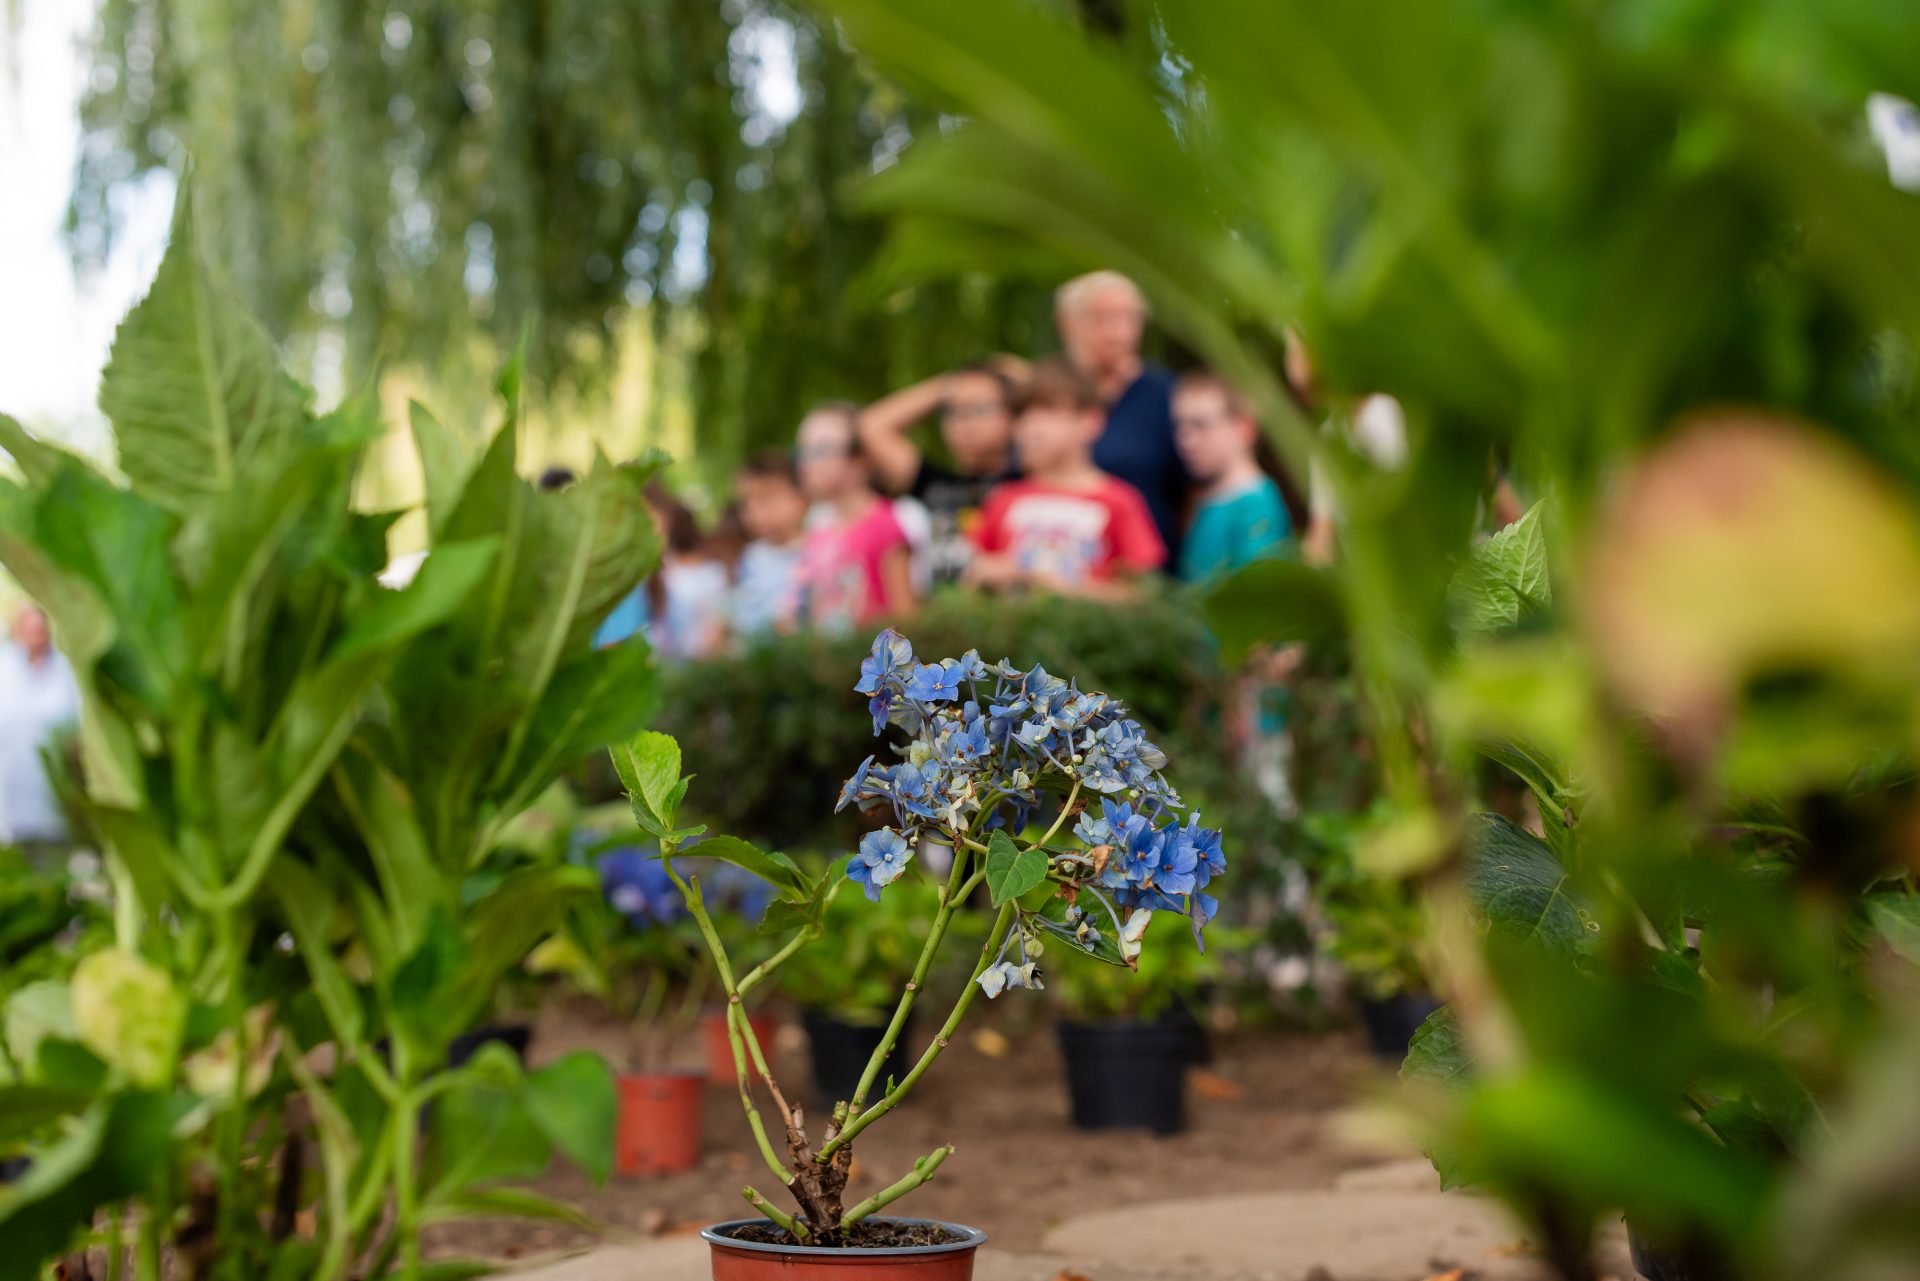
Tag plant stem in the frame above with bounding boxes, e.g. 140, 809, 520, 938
821, 901, 1015, 1158
843, 1145, 953, 1223
849, 846, 971, 1111
662, 858, 792, 1184
742, 1186, 809, 1240
1037, 780, 1082, 847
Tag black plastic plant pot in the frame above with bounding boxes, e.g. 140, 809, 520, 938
447, 1022, 532, 1070
1056, 1018, 1188, 1135
1357, 992, 1441, 1062
1628, 1226, 1730, 1281
802, 1008, 911, 1110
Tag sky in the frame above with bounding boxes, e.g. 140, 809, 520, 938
0, 3, 175, 455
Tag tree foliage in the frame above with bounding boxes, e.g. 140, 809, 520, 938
69, 0, 1057, 463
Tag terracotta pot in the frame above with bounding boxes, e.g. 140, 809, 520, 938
702, 1008, 777, 1085
702, 1218, 987, 1281
615, 1070, 703, 1177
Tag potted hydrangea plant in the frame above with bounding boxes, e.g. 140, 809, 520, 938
609, 629, 1226, 1276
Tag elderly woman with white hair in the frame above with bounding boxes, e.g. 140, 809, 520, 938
1054, 271, 1192, 560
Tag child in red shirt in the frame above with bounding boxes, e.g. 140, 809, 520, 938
967, 358, 1166, 600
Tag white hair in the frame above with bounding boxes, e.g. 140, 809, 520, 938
1055, 270, 1147, 317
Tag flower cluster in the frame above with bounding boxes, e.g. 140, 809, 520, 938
598, 847, 684, 929
839, 629, 1226, 976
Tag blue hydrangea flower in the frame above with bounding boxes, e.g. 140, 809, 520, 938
856, 629, 915, 695
848, 828, 914, 901
890, 761, 946, 822
905, 660, 966, 704
837, 754, 877, 813
598, 848, 683, 928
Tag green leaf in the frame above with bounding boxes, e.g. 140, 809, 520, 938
0, 1084, 95, 1148
453, 867, 599, 1031
760, 856, 849, 938
268, 857, 366, 1048
687, 835, 810, 901
1463, 813, 1594, 953
330, 538, 500, 665
612, 730, 683, 835
1474, 738, 1577, 863
0, 1092, 175, 1277
1398, 1005, 1475, 1190
1202, 557, 1346, 664
499, 639, 661, 818
1448, 500, 1551, 636
984, 830, 1048, 907
522, 1052, 618, 1186
1868, 894, 1920, 966
97, 190, 311, 513
410, 400, 474, 539
4, 983, 76, 1074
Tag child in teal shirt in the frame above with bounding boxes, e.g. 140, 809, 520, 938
1172, 371, 1293, 581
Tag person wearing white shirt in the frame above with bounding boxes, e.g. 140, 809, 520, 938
0, 604, 80, 852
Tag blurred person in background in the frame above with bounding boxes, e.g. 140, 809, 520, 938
731, 450, 809, 642
858, 356, 1028, 587
1055, 271, 1191, 560
1172, 370, 1305, 817
966, 359, 1164, 601
0, 603, 79, 858
792, 404, 916, 631
1172, 370, 1295, 582
648, 488, 732, 661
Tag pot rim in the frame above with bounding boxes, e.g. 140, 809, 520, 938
701, 1216, 987, 1257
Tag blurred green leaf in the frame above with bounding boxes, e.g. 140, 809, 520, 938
1449, 501, 1551, 636
522, 1052, 617, 1187
1463, 814, 1594, 954
1202, 558, 1346, 663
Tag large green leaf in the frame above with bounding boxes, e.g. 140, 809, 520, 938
268, 857, 366, 1049
984, 830, 1048, 907
687, 836, 809, 901
1202, 557, 1347, 663
522, 1052, 617, 1187
1399, 1004, 1475, 1190
1463, 813, 1593, 954
97, 192, 311, 512
0, 1092, 175, 1279
409, 401, 474, 540
497, 638, 662, 818
1448, 500, 1551, 636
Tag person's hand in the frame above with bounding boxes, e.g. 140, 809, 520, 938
1026, 568, 1075, 597
986, 352, 1032, 390
964, 553, 1023, 592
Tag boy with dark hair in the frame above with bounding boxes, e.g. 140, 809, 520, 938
857, 357, 1027, 585
965, 359, 1165, 601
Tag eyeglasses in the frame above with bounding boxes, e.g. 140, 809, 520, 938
1172, 413, 1231, 432
795, 445, 850, 461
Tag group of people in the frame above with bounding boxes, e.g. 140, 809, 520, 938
596, 270, 1308, 659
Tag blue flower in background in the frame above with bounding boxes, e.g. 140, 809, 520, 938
598, 847, 684, 928
848, 828, 914, 901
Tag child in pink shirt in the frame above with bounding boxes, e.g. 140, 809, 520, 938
791, 404, 916, 631
967, 359, 1165, 600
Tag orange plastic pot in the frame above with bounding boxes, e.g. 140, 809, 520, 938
702, 1219, 986, 1281
702, 1009, 776, 1085
615, 1071, 703, 1177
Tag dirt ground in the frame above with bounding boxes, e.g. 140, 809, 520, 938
427, 995, 1401, 1264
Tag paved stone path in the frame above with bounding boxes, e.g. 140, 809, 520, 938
504, 1158, 1636, 1281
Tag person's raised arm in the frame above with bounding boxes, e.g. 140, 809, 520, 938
858, 374, 950, 494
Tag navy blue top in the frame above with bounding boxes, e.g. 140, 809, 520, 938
1092, 365, 1190, 560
